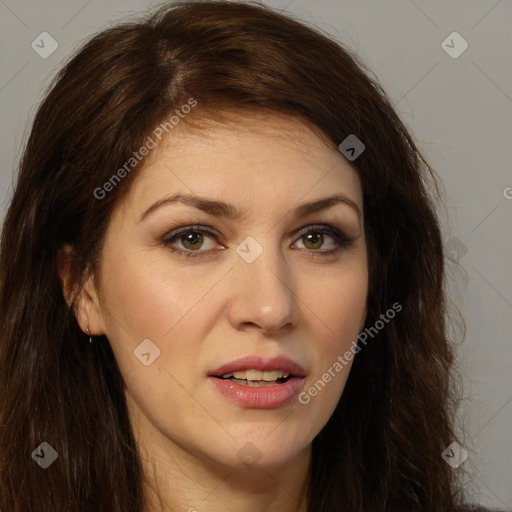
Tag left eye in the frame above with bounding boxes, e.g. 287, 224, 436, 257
162, 224, 353, 258
293, 229, 339, 251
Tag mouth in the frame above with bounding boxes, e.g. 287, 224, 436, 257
207, 355, 307, 408
212, 369, 294, 387
209, 355, 306, 385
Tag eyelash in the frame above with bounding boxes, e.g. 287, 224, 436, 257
161, 224, 356, 259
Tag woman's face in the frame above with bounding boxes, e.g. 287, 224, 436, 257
88, 113, 368, 471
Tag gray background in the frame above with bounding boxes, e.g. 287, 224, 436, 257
1, 0, 510, 509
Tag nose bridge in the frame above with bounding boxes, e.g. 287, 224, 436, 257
227, 235, 299, 332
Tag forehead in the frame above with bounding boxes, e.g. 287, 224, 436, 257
118, 112, 363, 219
156, 111, 341, 168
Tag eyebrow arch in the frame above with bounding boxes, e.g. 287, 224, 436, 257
138, 192, 361, 223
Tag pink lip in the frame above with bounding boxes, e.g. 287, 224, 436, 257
208, 375, 305, 409
208, 355, 307, 409
209, 355, 306, 378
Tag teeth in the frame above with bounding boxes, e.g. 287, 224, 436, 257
221, 370, 290, 381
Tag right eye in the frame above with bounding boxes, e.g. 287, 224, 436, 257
162, 226, 223, 258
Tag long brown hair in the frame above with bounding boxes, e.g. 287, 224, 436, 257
0, 1, 480, 510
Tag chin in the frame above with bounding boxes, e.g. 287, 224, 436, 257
215, 434, 310, 471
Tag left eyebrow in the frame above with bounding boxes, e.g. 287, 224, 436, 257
138, 192, 361, 223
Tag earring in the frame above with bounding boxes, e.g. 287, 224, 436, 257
86, 319, 92, 344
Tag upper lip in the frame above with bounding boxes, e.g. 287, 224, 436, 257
209, 355, 307, 378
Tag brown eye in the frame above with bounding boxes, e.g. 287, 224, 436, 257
301, 232, 325, 250
293, 225, 355, 255
180, 232, 205, 250
162, 225, 221, 259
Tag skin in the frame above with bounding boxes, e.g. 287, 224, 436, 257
59, 113, 368, 512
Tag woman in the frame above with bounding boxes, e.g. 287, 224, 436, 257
0, 1, 497, 511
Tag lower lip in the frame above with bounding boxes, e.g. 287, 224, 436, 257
208, 376, 305, 409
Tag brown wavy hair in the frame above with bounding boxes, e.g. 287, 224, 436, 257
0, 1, 490, 511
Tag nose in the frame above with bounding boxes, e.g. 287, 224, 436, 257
227, 242, 300, 334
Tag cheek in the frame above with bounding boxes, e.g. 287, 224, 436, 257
309, 260, 368, 339
98, 252, 217, 425
304, 261, 367, 392
99, 247, 215, 339
97, 245, 231, 397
